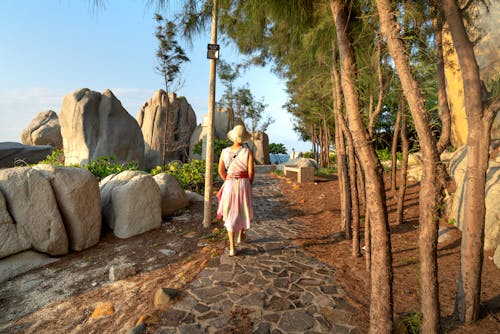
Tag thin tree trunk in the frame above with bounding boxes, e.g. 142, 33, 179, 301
434, 5, 451, 154
369, 36, 385, 138
331, 49, 352, 239
375, 1, 448, 332
202, 0, 218, 228
442, 0, 497, 323
396, 99, 409, 225
330, 2, 393, 332
343, 116, 361, 256
391, 107, 402, 193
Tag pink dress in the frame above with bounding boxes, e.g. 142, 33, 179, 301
217, 147, 254, 232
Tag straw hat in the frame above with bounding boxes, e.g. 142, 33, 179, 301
227, 124, 251, 144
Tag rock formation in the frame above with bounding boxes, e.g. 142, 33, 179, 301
0, 142, 55, 168
59, 88, 145, 166
0, 167, 68, 256
448, 145, 500, 251
34, 165, 101, 251
137, 91, 197, 169
153, 173, 190, 217
250, 131, 270, 165
21, 110, 62, 149
99, 171, 161, 239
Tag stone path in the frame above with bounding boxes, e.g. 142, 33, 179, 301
149, 166, 360, 334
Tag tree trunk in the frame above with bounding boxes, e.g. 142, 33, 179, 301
331, 50, 352, 239
442, 0, 497, 323
390, 107, 402, 193
396, 98, 409, 225
375, 1, 447, 332
202, 0, 218, 228
330, 2, 393, 332
369, 36, 385, 138
434, 6, 451, 154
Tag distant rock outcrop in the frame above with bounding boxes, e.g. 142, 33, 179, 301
0, 142, 54, 168
250, 131, 270, 165
59, 88, 145, 166
21, 110, 62, 149
137, 91, 197, 169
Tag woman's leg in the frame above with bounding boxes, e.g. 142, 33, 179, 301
237, 229, 245, 243
228, 230, 236, 255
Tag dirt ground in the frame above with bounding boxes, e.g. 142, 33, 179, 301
1, 170, 499, 334
0, 202, 227, 334
280, 172, 500, 334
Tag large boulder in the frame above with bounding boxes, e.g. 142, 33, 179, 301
0, 167, 68, 256
0, 142, 55, 168
153, 173, 189, 217
214, 108, 234, 140
0, 250, 59, 283
250, 131, 270, 165
59, 88, 145, 167
0, 191, 30, 259
21, 110, 62, 149
137, 91, 197, 169
34, 165, 101, 251
448, 145, 500, 250
100, 171, 161, 239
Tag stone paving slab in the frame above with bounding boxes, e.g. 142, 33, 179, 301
154, 166, 360, 333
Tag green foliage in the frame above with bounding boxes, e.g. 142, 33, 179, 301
302, 152, 314, 159
269, 143, 287, 155
151, 160, 217, 194
192, 139, 233, 160
376, 148, 392, 161
154, 13, 189, 92
404, 312, 423, 334
40, 149, 65, 166
82, 156, 138, 181
316, 167, 337, 176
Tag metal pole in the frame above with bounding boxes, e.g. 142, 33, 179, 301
202, 0, 218, 228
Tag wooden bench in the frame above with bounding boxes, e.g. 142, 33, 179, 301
283, 165, 315, 183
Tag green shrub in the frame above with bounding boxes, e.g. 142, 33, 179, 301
405, 312, 422, 334
40, 149, 65, 166
192, 138, 232, 159
82, 156, 138, 181
376, 148, 392, 161
151, 159, 217, 194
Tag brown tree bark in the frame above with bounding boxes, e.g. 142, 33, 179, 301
375, 0, 448, 332
330, 1, 393, 332
390, 107, 402, 193
369, 36, 385, 138
442, 0, 497, 323
434, 5, 452, 154
396, 97, 409, 226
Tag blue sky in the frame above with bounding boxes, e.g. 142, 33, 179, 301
0, 0, 310, 152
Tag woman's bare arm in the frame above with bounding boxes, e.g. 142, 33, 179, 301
218, 154, 227, 181
248, 150, 255, 184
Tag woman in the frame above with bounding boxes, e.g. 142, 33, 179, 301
217, 124, 255, 256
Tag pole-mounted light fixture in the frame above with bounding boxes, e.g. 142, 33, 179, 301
207, 44, 220, 59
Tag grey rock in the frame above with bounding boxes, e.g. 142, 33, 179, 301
185, 190, 204, 202
249, 131, 270, 165
0, 167, 68, 256
100, 171, 161, 239
126, 323, 146, 334
137, 91, 197, 169
109, 263, 136, 282
448, 145, 500, 250
0, 191, 30, 259
494, 245, 500, 269
277, 310, 316, 332
0, 142, 55, 168
34, 164, 101, 251
0, 250, 58, 283
59, 88, 144, 167
21, 110, 62, 149
153, 173, 189, 217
